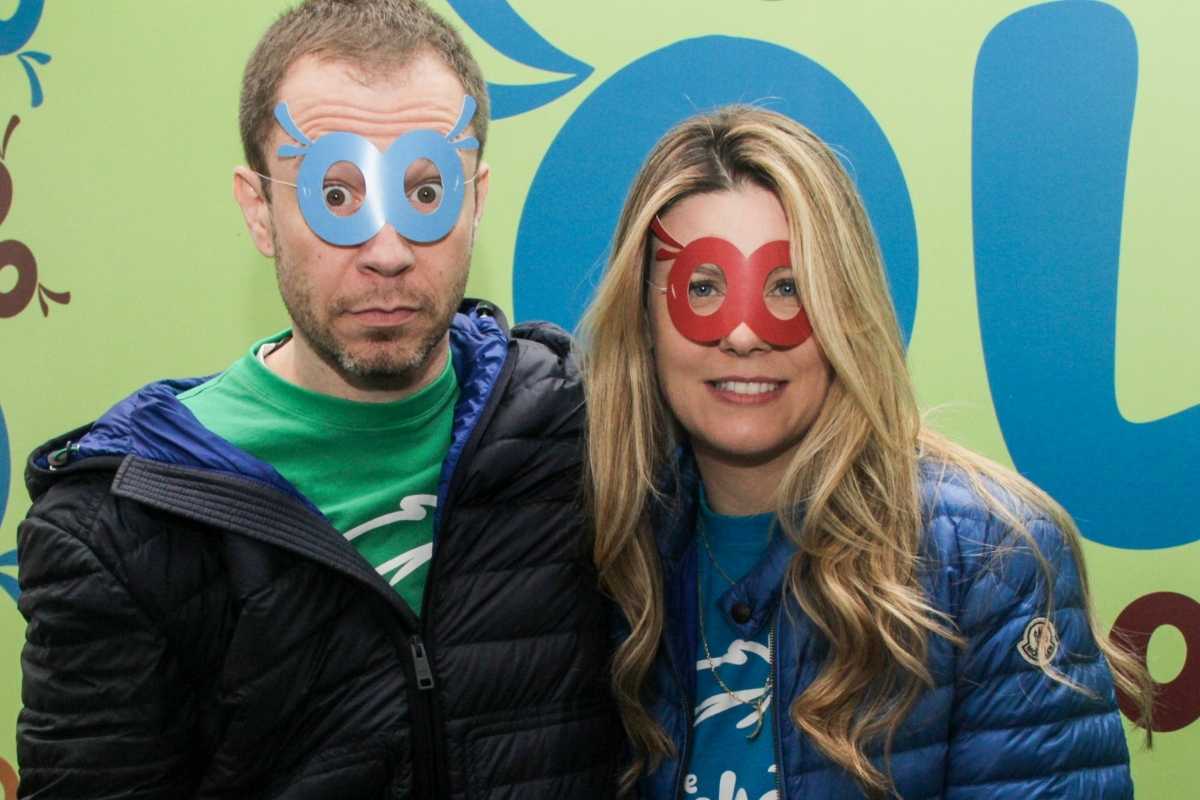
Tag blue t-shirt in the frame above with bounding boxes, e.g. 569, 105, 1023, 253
684, 493, 781, 800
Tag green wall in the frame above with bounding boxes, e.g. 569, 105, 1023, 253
1, 1, 1195, 795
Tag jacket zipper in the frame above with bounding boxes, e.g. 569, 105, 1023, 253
415, 335, 517, 800
399, 631, 438, 798
770, 608, 785, 800
672, 542, 700, 796
410, 636, 435, 689
667, 546, 697, 800
670, 656, 694, 800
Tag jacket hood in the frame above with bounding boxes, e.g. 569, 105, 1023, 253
25, 302, 510, 504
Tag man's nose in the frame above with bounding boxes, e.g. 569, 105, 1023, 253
357, 223, 416, 277
718, 320, 771, 356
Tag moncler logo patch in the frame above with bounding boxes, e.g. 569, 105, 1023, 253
1018, 616, 1060, 666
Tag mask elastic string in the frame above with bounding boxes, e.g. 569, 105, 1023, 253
253, 170, 298, 189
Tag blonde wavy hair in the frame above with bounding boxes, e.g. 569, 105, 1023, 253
580, 105, 1152, 796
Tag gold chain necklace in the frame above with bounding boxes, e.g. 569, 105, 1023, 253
696, 518, 775, 741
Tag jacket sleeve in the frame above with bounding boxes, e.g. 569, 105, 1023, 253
944, 514, 1135, 799
17, 482, 200, 799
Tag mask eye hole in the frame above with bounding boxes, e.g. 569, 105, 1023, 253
687, 263, 726, 316
764, 266, 802, 320
322, 161, 366, 217
405, 158, 444, 215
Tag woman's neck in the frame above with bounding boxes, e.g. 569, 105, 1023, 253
693, 444, 794, 516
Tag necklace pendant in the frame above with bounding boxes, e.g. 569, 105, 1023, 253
745, 705, 765, 741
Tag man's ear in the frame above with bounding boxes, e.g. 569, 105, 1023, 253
470, 160, 491, 229
233, 166, 276, 257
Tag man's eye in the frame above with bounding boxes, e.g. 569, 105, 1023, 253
409, 181, 444, 208
323, 185, 349, 208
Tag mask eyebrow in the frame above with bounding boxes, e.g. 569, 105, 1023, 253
273, 101, 312, 158
447, 95, 479, 152
650, 216, 684, 261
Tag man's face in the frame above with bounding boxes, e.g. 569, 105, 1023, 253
237, 52, 489, 399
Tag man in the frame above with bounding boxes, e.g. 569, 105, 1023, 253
16, 1, 621, 797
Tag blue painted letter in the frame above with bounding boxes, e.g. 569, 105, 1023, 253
973, 1, 1197, 549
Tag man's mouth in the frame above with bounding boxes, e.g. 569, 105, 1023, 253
346, 306, 420, 325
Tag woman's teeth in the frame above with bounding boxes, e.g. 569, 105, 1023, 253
712, 381, 781, 395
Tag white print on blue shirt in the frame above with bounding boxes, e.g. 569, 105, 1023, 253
683, 766, 778, 800
694, 639, 774, 729
687, 638, 778, 800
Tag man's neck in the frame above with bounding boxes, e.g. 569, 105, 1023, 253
263, 334, 449, 404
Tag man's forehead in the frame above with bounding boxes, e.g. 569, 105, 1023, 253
284, 101, 466, 142
275, 53, 468, 143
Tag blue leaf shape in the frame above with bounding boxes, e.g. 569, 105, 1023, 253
17, 50, 47, 107
0, 550, 16, 568
448, 0, 592, 117
448, 0, 590, 77
973, 1, 1198, 549
0, 0, 44, 56
0, 573, 18, 603
22, 48, 49, 64
488, 74, 590, 120
0, 405, 9, 532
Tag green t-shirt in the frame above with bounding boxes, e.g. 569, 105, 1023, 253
177, 331, 458, 615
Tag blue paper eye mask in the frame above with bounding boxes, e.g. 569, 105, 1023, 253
273, 95, 480, 246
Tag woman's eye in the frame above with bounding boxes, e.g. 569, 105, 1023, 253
688, 280, 721, 297
410, 181, 443, 207
768, 278, 798, 297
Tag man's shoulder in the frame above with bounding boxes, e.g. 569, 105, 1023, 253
19, 447, 210, 612
446, 317, 585, 519
451, 301, 580, 407
23, 365, 305, 509
508, 320, 579, 383
502, 321, 581, 403
458, 317, 582, 449
21, 374, 210, 501
510, 320, 575, 360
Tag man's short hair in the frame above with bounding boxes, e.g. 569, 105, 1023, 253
239, 0, 490, 182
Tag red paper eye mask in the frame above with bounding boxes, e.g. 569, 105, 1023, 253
650, 217, 813, 347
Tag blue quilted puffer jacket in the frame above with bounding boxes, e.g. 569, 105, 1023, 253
641, 454, 1135, 799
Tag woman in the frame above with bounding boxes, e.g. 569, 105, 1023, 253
581, 106, 1151, 799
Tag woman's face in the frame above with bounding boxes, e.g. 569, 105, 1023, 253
647, 184, 833, 468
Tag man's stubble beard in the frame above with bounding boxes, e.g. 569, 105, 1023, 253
272, 235, 471, 394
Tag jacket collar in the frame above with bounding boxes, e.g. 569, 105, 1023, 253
25, 302, 510, 508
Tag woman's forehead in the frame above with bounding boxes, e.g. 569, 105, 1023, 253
656, 184, 790, 255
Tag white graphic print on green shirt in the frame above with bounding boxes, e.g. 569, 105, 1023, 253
179, 331, 458, 615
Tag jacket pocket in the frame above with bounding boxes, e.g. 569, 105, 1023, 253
465, 702, 621, 800
266, 729, 411, 800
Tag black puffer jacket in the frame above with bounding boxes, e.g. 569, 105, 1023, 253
16, 304, 622, 799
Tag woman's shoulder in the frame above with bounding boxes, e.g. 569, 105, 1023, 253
919, 457, 1060, 535
916, 459, 1076, 599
